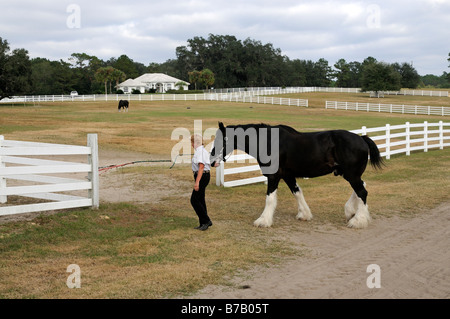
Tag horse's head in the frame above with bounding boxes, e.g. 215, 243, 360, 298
210, 122, 231, 166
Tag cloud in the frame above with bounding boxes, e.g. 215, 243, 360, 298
0, 0, 449, 75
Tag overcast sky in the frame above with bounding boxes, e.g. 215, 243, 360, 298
1, 0, 449, 76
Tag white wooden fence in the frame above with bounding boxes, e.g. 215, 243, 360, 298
325, 101, 450, 116
0, 134, 99, 216
215, 153, 266, 188
0, 87, 360, 103
216, 121, 450, 187
379, 90, 448, 97
0, 92, 309, 108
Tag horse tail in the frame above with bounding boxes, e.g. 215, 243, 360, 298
361, 135, 385, 170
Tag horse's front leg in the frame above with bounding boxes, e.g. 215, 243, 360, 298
283, 176, 312, 221
254, 175, 280, 227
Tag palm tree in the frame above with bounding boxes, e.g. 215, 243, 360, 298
111, 68, 126, 92
95, 67, 113, 94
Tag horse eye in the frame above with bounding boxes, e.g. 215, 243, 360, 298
224, 137, 229, 142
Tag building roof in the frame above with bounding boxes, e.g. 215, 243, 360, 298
134, 73, 188, 84
119, 78, 144, 87
118, 73, 189, 87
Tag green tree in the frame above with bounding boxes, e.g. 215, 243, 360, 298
176, 34, 287, 88
361, 61, 402, 97
113, 55, 139, 79
95, 66, 114, 94
333, 59, 362, 88
188, 70, 201, 90
284, 59, 307, 86
68, 53, 104, 94
110, 68, 126, 93
334, 59, 350, 87
392, 62, 420, 88
147, 62, 161, 73
0, 38, 32, 99
30, 58, 76, 94
199, 69, 215, 90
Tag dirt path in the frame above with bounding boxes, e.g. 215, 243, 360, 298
192, 202, 450, 299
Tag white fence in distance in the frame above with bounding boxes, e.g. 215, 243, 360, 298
2, 87, 447, 104
0, 134, 99, 216
0, 87, 359, 103
0, 92, 308, 108
379, 90, 449, 97
325, 101, 450, 116
208, 87, 362, 94
216, 121, 450, 187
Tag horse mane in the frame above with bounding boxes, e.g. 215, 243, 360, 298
227, 123, 301, 135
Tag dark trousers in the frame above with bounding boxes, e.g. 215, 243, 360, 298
191, 172, 211, 225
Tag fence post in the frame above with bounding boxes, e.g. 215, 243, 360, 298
87, 134, 99, 209
386, 124, 391, 160
424, 121, 428, 152
0, 135, 6, 204
406, 122, 410, 156
216, 161, 224, 186
439, 121, 444, 150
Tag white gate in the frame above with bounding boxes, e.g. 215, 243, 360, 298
0, 134, 99, 216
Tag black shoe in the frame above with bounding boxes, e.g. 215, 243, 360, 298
197, 221, 213, 231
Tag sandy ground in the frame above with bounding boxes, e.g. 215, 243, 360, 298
193, 202, 450, 299
1, 149, 449, 298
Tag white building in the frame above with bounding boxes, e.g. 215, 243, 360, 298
117, 73, 189, 93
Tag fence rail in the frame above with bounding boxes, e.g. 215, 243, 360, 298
0, 135, 99, 216
0, 92, 308, 107
208, 87, 362, 94
2, 87, 448, 104
380, 90, 449, 97
216, 121, 450, 187
325, 101, 450, 116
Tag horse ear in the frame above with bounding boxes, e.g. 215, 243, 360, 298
218, 122, 225, 132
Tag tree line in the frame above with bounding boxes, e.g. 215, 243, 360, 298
1, 35, 449, 100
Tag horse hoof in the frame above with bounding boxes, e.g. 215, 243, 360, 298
347, 216, 370, 229
253, 218, 272, 228
296, 212, 313, 221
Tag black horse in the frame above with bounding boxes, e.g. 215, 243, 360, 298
118, 100, 129, 112
210, 122, 384, 228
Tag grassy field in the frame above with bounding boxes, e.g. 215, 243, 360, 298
0, 92, 449, 298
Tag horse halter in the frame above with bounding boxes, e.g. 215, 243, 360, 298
212, 136, 229, 163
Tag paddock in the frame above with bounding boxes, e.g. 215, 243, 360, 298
0, 92, 449, 298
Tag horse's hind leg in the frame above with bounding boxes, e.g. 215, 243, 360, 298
283, 176, 312, 221
345, 179, 371, 228
254, 175, 280, 227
